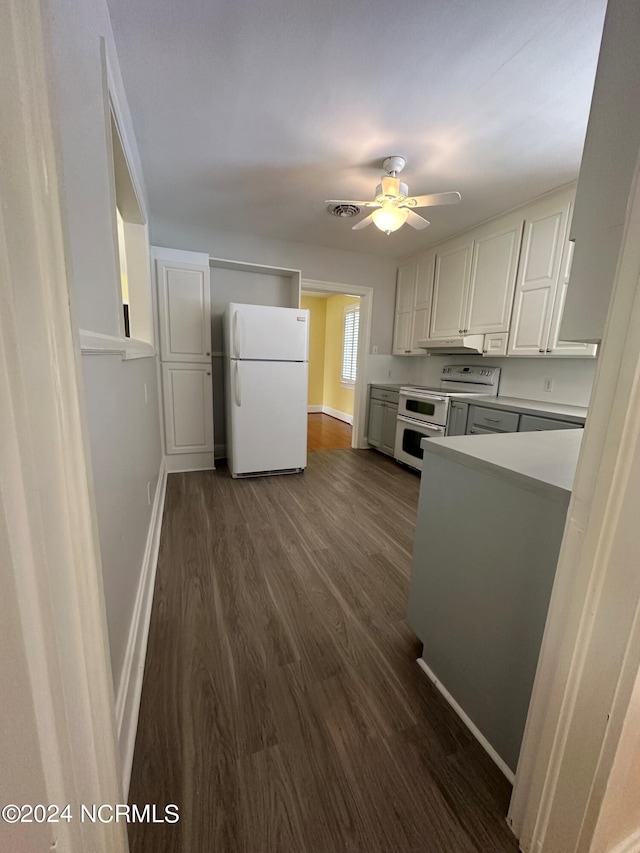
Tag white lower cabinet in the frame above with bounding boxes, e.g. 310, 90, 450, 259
162, 363, 214, 454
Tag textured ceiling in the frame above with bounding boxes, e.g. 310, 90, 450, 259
106, 0, 607, 259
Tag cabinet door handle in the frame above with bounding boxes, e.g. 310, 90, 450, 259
546, 348, 552, 353
458, 329, 463, 334
206, 351, 210, 356
484, 417, 500, 423
206, 371, 211, 376
539, 348, 545, 353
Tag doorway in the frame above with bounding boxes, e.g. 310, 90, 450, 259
301, 279, 373, 451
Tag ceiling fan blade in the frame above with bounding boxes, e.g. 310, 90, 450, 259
325, 199, 381, 208
402, 191, 461, 208
406, 210, 430, 230
352, 213, 375, 231
380, 176, 400, 196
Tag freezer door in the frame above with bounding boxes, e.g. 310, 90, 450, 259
227, 303, 309, 361
228, 360, 308, 475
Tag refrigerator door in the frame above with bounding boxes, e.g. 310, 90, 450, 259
227, 360, 308, 476
227, 303, 309, 361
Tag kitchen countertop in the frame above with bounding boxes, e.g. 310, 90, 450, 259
454, 395, 588, 423
369, 382, 406, 391
421, 428, 583, 501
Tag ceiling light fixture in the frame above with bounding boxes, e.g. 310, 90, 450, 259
325, 155, 461, 236
371, 204, 409, 234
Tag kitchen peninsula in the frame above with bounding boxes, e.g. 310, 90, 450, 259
407, 428, 582, 776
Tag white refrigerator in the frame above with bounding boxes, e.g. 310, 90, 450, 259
224, 303, 309, 478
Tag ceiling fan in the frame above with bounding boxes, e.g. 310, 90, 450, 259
326, 156, 461, 235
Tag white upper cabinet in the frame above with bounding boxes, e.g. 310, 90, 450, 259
548, 237, 598, 357
430, 240, 472, 338
430, 220, 521, 339
157, 259, 211, 362
393, 254, 435, 355
411, 254, 435, 349
393, 184, 596, 360
392, 262, 417, 354
466, 220, 523, 334
508, 199, 567, 356
395, 263, 416, 314
508, 188, 597, 358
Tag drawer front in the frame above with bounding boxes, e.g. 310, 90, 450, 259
370, 387, 400, 405
468, 425, 501, 435
470, 405, 520, 433
519, 414, 582, 432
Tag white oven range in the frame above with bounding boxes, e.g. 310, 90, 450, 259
395, 365, 500, 471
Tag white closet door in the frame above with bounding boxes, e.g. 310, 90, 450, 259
162, 363, 214, 454
157, 259, 211, 362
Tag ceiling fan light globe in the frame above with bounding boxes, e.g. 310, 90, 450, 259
371, 205, 408, 234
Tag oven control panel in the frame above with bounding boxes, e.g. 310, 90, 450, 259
440, 365, 500, 385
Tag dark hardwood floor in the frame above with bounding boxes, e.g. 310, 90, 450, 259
307, 412, 352, 451
128, 449, 518, 853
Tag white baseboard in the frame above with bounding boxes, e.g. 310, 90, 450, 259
321, 406, 353, 425
116, 459, 167, 797
307, 404, 323, 413
164, 451, 215, 473
607, 829, 640, 853
416, 657, 515, 783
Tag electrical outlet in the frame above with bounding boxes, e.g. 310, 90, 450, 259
372, 345, 378, 355
544, 378, 554, 393
387, 369, 392, 378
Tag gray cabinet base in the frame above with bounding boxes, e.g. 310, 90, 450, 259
407, 450, 569, 773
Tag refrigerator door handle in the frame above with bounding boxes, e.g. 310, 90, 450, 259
233, 309, 240, 358
234, 361, 242, 407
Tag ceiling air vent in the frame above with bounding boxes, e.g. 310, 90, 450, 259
329, 203, 361, 218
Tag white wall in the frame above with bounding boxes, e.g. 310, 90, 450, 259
408, 354, 596, 407
81, 356, 161, 688
44, 0, 163, 697
151, 218, 399, 354
590, 663, 640, 853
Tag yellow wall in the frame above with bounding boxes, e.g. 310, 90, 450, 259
323, 294, 360, 417
301, 295, 326, 406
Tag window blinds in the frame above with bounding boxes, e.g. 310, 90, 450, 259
342, 305, 359, 383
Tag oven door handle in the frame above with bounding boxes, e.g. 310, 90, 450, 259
397, 415, 446, 435
399, 392, 447, 403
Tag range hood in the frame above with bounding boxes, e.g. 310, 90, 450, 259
417, 335, 485, 354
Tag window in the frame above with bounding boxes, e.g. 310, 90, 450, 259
109, 106, 154, 351
342, 304, 359, 384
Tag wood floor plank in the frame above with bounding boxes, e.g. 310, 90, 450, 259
128, 449, 519, 852
307, 412, 353, 451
